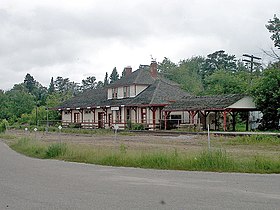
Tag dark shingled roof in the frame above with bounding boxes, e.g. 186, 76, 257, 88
128, 79, 191, 105
56, 88, 108, 109
108, 68, 156, 87
163, 94, 246, 111
57, 67, 191, 109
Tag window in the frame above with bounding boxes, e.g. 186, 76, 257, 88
64, 111, 70, 115
141, 108, 146, 123
112, 88, 118, 99
123, 86, 130, 98
85, 110, 91, 114
116, 110, 121, 123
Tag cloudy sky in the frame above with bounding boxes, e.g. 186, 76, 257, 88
0, 0, 279, 90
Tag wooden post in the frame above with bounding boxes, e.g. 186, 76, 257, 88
164, 111, 167, 130
232, 111, 236, 131
223, 110, 227, 131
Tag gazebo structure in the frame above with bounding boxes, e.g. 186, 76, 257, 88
163, 94, 259, 131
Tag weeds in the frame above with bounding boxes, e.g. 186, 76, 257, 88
7, 136, 280, 173
225, 135, 280, 145
46, 143, 67, 158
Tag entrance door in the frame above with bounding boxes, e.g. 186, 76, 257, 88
74, 113, 80, 123
98, 112, 104, 128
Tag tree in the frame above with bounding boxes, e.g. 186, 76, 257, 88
109, 67, 119, 84
23, 73, 36, 93
252, 68, 280, 130
4, 88, 36, 122
81, 76, 97, 91
48, 77, 55, 94
54, 76, 80, 96
266, 15, 280, 49
201, 50, 237, 79
158, 57, 177, 75
96, 81, 104, 89
204, 70, 249, 95
103, 72, 109, 86
158, 57, 204, 95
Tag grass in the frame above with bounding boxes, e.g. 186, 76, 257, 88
8, 136, 280, 173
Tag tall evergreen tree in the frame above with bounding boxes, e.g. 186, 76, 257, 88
24, 73, 36, 93
103, 72, 109, 86
48, 77, 55, 94
109, 67, 119, 84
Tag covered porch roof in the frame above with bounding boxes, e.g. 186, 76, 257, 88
163, 94, 257, 112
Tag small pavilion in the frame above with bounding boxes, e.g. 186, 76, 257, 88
163, 95, 258, 131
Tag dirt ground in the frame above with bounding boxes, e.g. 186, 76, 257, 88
5, 129, 280, 159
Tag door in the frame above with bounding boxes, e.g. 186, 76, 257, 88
74, 113, 80, 123
98, 112, 104, 128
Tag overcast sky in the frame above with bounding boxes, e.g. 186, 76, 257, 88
0, 0, 279, 90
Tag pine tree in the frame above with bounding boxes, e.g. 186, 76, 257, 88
109, 67, 119, 84
24, 73, 36, 93
48, 77, 55, 94
103, 72, 109, 86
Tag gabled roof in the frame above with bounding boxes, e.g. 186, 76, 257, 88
108, 67, 156, 87
128, 79, 191, 106
56, 88, 108, 109
163, 94, 256, 111
57, 64, 192, 109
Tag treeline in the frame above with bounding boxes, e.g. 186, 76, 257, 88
0, 15, 279, 130
0, 67, 124, 126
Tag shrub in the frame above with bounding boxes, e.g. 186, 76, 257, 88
0, 119, 8, 133
131, 123, 145, 130
45, 143, 67, 158
193, 149, 235, 171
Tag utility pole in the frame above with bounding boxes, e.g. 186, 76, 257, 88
242, 54, 261, 72
242, 54, 261, 85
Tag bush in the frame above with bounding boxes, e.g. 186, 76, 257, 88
131, 123, 145, 130
0, 119, 8, 133
45, 143, 67, 158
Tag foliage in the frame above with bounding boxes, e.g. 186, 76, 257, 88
109, 67, 119, 83
201, 50, 237, 79
81, 76, 97, 91
0, 119, 8, 133
158, 56, 204, 94
252, 68, 280, 130
4, 88, 36, 121
48, 77, 55, 94
9, 136, 280, 173
103, 72, 109, 86
266, 15, 280, 49
131, 123, 145, 130
204, 70, 250, 95
158, 57, 177, 74
46, 143, 67, 158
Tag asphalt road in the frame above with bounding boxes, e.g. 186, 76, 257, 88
0, 140, 279, 210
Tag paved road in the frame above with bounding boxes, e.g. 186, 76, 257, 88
0, 141, 279, 210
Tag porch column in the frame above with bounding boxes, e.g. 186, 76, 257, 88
189, 111, 198, 124
149, 107, 157, 130
91, 108, 95, 123
246, 111, 249, 131
232, 111, 236, 131
214, 111, 217, 130
223, 110, 227, 131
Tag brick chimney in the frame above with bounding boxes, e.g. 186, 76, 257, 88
150, 60, 158, 78
124, 66, 132, 77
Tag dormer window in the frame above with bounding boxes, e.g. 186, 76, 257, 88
123, 86, 130, 98
112, 88, 118, 99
